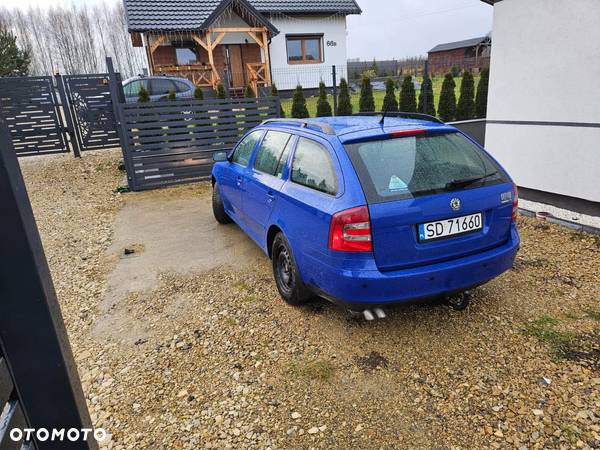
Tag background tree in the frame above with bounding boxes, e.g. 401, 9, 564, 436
270, 83, 285, 117
359, 75, 375, 112
216, 83, 226, 99
0, 26, 31, 76
244, 82, 255, 98
316, 81, 332, 117
399, 75, 417, 112
438, 73, 457, 122
193, 86, 204, 100
381, 77, 398, 112
456, 70, 475, 120
138, 85, 149, 102
336, 78, 353, 116
418, 73, 436, 116
291, 84, 309, 118
475, 67, 490, 118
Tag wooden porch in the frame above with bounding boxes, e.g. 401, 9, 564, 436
148, 27, 272, 94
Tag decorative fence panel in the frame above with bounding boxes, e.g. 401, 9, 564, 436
0, 76, 69, 156
63, 74, 120, 151
116, 96, 280, 191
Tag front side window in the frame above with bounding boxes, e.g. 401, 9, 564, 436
231, 131, 262, 167
253, 131, 292, 177
173, 80, 190, 93
291, 138, 337, 195
344, 132, 508, 203
286, 35, 323, 64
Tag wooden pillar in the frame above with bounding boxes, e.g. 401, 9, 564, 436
261, 29, 272, 85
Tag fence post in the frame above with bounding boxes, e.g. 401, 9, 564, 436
0, 120, 97, 450
331, 65, 337, 116
55, 73, 81, 158
106, 57, 134, 191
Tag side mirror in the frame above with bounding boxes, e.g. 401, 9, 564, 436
213, 151, 228, 162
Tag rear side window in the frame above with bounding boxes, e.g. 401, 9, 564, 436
150, 78, 176, 95
253, 131, 292, 177
345, 132, 507, 203
124, 79, 148, 97
231, 131, 262, 167
291, 138, 338, 195
173, 80, 190, 93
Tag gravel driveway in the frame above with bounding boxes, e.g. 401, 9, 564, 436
20, 151, 599, 449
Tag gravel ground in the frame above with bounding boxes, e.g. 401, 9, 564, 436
20, 151, 600, 450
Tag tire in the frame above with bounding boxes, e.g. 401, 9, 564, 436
271, 233, 312, 306
212, 183, 232, 224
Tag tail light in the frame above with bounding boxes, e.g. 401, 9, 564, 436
329, 205, 373, 252
512, 183, 519, 222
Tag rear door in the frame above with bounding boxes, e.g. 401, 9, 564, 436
243, 130, 295, 245
344, 132, 514, 271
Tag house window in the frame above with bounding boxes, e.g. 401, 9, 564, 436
175, 48, 197, 65
286, 35, 323, 64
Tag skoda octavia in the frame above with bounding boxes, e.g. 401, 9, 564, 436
211, 115, 519, 311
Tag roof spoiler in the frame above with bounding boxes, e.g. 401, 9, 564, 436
261, 118, 336, 135
353, 112, 445, 124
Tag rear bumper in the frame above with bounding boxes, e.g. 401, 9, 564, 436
305, 227, 520, 308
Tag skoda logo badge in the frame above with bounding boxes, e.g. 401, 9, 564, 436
450, 198, 461, 211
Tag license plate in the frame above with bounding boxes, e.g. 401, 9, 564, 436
418, 213, 483, 241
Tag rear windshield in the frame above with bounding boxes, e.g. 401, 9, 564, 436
344, 132, 508, 203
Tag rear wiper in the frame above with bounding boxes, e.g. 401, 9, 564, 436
445, 171, 498, 190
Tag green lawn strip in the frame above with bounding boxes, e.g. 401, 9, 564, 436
522, 315, 576, 359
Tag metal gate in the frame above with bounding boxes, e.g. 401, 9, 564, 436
0, 76, 69, 156
62, 74, 120, 151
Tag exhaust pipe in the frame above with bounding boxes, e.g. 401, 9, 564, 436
373, 308, 386, 319
363, 309, 375, 321
361, 308, 386, 321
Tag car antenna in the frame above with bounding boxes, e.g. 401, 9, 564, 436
379, 110, 387, 126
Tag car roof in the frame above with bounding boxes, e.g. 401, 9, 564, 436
260, 116, 456, 144
122, 75, 194, 84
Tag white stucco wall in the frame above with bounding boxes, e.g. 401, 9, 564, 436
485, 0, 600, 203
268, 15, 349, 90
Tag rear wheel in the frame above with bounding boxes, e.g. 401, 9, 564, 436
272, 233, 311, 306
212, 182, 232, 224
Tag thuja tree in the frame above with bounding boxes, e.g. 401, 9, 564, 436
167, 90, 176, 100
336, 78, 353, 116
316, 81, 332, 117
438, 73, 457, 122
291, 84, 309, 118
399, 75, 417, 112
418, 73, 436, 116
359, 75, 375, 112
193, 86, 204, 100
138, 85, 150, 102
381, 77, 398, 112
475, 67, 490, 118
216, 83, 226, 99
244, 83, 256, 98
456, 70, 475, 120
270, 83, 285, 117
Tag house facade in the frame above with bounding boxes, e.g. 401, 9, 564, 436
124, 0, 361, 94
482, 0, 600, 211
428, 36, 491, 74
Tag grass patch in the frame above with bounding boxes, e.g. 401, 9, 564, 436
234, 281, 250, 292
288, 359, 336, 382
585, 309, 600, 321
522, 316, 576, 358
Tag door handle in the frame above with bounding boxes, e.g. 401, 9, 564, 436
236, 176, 242, 186
267, 191, 275, 203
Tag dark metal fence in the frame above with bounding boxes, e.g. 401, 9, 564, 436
449, 119, 487, 146
0, 76, 69, 156
0, 121, 96, 450
0, 73, 120, 158
116, 96, 280, 190
62, 74, 120, 151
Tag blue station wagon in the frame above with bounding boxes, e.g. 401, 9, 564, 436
211, 114, 520, 315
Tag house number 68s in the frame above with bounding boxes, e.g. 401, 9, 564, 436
326, 41, 337, 47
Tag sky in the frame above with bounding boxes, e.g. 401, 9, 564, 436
1, 0, 493, 60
